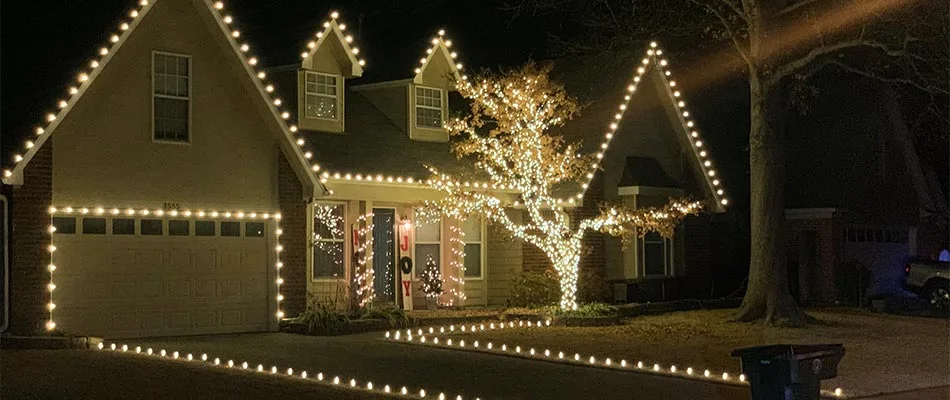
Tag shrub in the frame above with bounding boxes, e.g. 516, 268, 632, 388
543, 302, 618, 318
508, 270, 560, 308
298, 304, 350, 335
577, 268, 612, 303
360, 305, 410, 328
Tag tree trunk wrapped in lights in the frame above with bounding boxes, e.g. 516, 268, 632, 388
420, 63, 703, 310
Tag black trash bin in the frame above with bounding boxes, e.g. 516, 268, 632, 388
731, 344, 845, 400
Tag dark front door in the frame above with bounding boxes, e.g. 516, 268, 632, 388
372, 209, 396, 303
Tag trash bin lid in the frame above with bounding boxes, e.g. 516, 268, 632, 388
731, 344, 844, 360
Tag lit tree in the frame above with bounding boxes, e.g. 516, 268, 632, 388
421, 63, 702, 310
505, 0, 948, 324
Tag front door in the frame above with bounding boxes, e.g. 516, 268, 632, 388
372, 209, 396, 303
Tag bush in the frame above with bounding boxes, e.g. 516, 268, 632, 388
298, 304, 350, 335
539, 302, 618, 318
577, 269, 612, 303
508, 270, 560, 308
360, 305, 410, 328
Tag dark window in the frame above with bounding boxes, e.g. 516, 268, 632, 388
899, 230, 909, 244
874, 229, 884, 243
141, 219, 163, 235
52, 217, 76, 234
643, 232, 667, 276
847, 228, 856, 242
82, 218, 106, 235
245, 222, 265, 237
464, 243, 482, 277
221, 221, 241, 237
169, 220, 190, 236
113, 219, 135, 235
195, 220, 215, 236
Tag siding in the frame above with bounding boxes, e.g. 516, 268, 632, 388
487, 213, 523, 306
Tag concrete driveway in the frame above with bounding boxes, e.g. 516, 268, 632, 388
133, 332, 750, 400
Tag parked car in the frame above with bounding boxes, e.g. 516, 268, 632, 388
905, 259, 950, 310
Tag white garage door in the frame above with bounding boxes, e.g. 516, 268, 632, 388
51, 215, 271, 338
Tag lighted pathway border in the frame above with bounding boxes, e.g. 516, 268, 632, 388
383, 320, 846, 399
96, 341, 478, 400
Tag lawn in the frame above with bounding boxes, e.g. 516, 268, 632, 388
442, 308, 949, 398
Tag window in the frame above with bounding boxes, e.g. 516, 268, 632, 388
82, 218, 106, 235
415, 86, 443, 129
113, 219, 135, 235
52, 217, 76, 234
462, 217, 483, 278
643, 232, 673, 277
169, 220, 190, 236
245, 222, 265, 237
305, 72, 338, 120
221, 221, 241, 237
153, 52, 190, 142
195, 220, 215, 236
313, 203, 345, 279
141, 219, 163, 235
415, 219, 441, 277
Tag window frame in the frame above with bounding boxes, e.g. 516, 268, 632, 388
151, 51, 193, 144
461, 216, 486, 280
414, 217, 443, 278
304, 71, 340, 121
311, 202, 347, 281
414, 85, 444, 130
641, 230, 674, 278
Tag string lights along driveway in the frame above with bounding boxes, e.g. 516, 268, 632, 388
96, 341, 479, 400
383, 320, 846, 398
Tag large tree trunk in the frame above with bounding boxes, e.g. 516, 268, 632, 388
733, 67, 810, 326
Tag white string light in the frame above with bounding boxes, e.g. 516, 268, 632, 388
46, 206, 283, 329
412, 29, 467, 82
96, 341, 480, 399
418, 63, 703, 310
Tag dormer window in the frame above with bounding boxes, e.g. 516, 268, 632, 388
305, 72, 339, 120
414, 86, 443, 129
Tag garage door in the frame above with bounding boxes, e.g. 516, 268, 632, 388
51, 215, 271, 338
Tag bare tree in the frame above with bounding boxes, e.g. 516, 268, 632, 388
503, 0, 948, 325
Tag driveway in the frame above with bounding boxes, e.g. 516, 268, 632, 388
132, 332, 750, 400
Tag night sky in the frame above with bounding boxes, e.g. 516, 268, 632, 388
1, 0, 944, 219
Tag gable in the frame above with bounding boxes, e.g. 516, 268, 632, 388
413, 30, 466, 88
556, 43, 730, 212
300, 14, 365, 78
2, 0, 323, 198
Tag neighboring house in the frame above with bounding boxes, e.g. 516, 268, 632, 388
1, 0, 733, 338
783, 79, 948, 305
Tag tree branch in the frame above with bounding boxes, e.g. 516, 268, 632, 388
774, 38, 915, 82
692, 0, 751, 66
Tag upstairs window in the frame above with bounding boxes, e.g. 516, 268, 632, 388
415, 86, 443, 129
305, 72, 338, 120
152, 52, 190, 143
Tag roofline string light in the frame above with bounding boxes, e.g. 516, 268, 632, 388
413, 29, 467, 83
46, 206, 283, 329
2, 0, 326, 194
569, 41, 729, 210
383, 321, 846, 398
300, 11, 366, 68
318, 171, 516, 191
96, 341, 479, 400
2, 0, 159, 185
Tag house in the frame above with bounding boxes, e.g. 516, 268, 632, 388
1, 0, 732, 338
782, 76, 948, 305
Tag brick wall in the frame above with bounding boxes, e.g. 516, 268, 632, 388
8, 140, 53, 335
277, 156, 307, 317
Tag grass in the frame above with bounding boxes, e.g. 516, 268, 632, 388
442, 308, 949, 398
